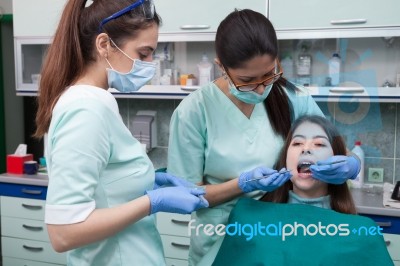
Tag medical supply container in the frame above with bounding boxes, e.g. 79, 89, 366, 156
351, 141, 364, 188
296, 45, 312, 86
281, 54, 294, 82
197, 53, 213, 87
328, 53, 341, 86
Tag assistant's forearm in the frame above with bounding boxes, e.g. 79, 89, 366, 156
47, 195, 151, 252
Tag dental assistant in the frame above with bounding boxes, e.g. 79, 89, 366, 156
34, 1, 207, 265
167, 9, 360, 265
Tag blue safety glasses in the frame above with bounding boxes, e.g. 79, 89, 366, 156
99, 0, 155, 32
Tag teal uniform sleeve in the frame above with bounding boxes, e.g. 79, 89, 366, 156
46, 101, 110, 223
167, 96, 206, 184
287, 86, 325, 119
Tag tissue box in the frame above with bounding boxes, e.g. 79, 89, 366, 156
7, 154, 34, 174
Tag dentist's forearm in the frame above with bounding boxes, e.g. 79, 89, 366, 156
201, 179, 243, 207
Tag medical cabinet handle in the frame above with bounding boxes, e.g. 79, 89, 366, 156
330, 19, 367, 25
376, 221, 391, 227
385, 240, 391, 246
180, 25, 210, 30
21, 203, 43, 210
23, 245, 44, 252
171, 219, 189, 225
23, 224, 44, 231
21, 188, 43, 195
171, 242, 190, 249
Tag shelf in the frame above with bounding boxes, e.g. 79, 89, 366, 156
16, 86, 400, 102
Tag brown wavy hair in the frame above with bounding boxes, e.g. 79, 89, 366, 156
260, 115, 357, 214
34, 0, 161, 138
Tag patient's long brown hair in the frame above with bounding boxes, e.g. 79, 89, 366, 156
260, 115, 357, 214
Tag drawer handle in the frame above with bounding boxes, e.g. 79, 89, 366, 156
23, 224, 44, 231
23, 244, 44, 252
22, 188, 43, 195
171, 242, 190, 249
171, 219, 189, 225
180, 25, 210, 30
330, 19, 367, 25
385, 240, 391, 246
21, 203, 43, 210
376, 221, 391, 227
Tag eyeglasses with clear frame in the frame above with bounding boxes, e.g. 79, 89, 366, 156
225, 60, 283, 92
99, 0, 155, 32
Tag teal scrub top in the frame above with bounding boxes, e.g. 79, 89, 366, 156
45, 85, 165, 266
167, 82, 324, 265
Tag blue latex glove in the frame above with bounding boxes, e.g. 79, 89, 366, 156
238, 167, 292, 193
153, 172, 194, 189
310, 155, 360, 185
146, 186, 209, 214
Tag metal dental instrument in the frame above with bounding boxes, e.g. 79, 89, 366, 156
318, 159, 346, 165
244, 169, 292, 183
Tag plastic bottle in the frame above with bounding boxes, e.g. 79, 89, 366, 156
328, 53, 341, 86
151, 55, 161, 85
281, 54, 294, 82
296, 45, 312, 86
351, 141, 365, 189
197, 53, 213, 87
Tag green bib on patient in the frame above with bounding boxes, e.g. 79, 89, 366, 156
212, 198, 393, 266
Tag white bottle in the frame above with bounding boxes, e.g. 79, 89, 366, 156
281, 54, 294, 82
328, 53, 341, 86
197, 53, 213, 87
151, 56, 161, 85
351, 141, 364, 189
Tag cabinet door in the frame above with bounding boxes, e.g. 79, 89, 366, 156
1, 196, 45, 220
14, 38, 50, 92
269, 0, 400, 30
384, 233, 400, 261
13, 0, 66, 37
155, 0, 267, 34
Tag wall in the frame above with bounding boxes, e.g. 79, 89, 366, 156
119, 37, 400, 185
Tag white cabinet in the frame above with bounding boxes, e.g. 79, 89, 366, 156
12, 0, 66, 37
14, 38, 50, 93
1, 196, 66, 265
384, 233, 400, 264
269, 0, 400, 39
155, 0, 267, 42
157, 212, 191, 265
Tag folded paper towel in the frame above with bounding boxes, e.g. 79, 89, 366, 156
383, 182, 400, 209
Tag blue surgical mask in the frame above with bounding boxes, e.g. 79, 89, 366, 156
106, 40, 156, 93
229, 84, 273, 104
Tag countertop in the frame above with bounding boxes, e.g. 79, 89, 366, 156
1, 173, 399, 217
351, 188, 400, 217
0, 173, 49, 186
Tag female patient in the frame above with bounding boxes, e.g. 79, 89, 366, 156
260, 115, 356, 213
200, 115, 393, 266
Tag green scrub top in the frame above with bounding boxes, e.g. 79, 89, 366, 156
167, 82, 323, 265
45, 85, 165, 266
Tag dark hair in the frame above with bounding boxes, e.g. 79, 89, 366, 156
260, 115, 357, 214
35, 0, 161, 138
215, 9, 295, 139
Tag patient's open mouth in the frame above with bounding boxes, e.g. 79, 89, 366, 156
297, 162, 313, 174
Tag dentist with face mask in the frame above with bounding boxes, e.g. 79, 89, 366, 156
167, 9, 360, 266
34, 0, 208, 265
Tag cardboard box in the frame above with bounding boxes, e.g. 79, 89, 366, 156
7, 154, 34, 174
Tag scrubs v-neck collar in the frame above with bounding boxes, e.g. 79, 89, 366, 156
211, 82, 266, 143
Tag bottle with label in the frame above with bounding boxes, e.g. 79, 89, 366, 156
296, 45, 312, 86
351, 141, 364, 189
281, 53, 294, 82
197, 53, 213, 87
328, 53, 341, 86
